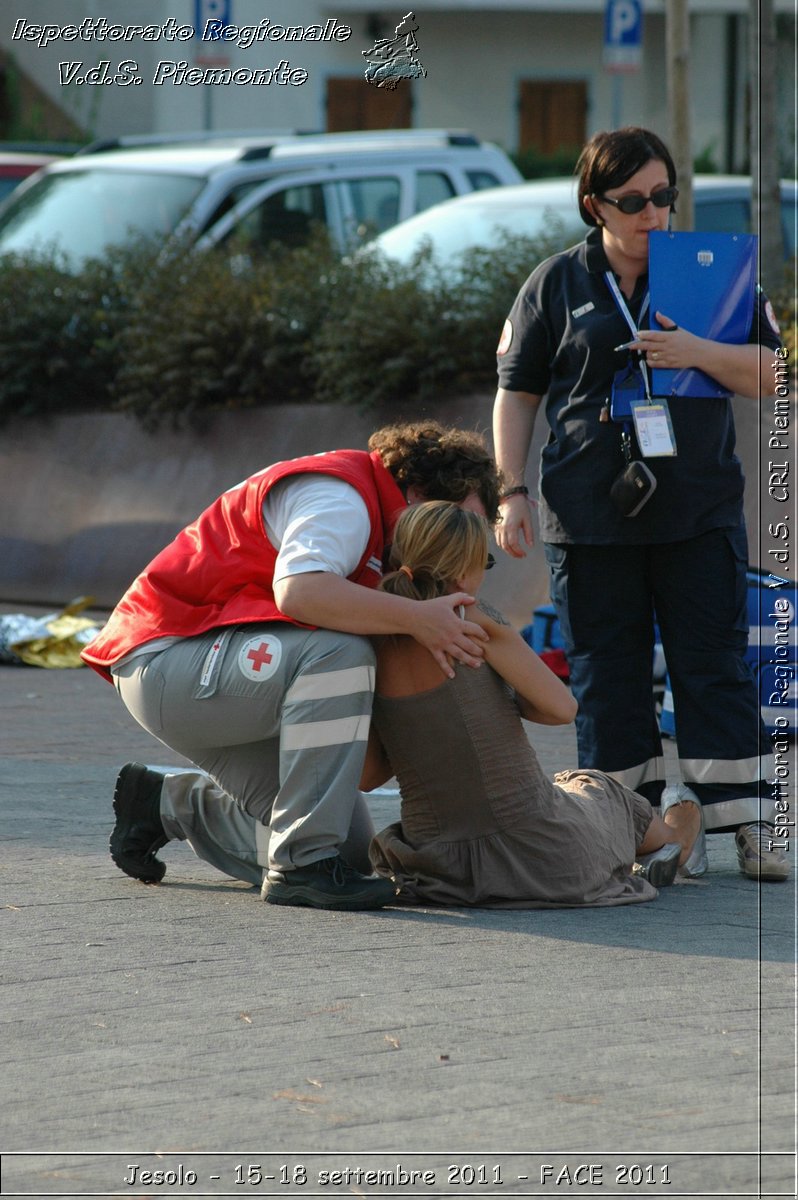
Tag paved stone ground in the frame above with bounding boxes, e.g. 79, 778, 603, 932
1, 633, 795, 1199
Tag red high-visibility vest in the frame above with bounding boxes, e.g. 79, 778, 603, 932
82, 449, 406, 682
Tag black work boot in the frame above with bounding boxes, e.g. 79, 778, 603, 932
261, 855, 396, 911
110, 763, 169, 883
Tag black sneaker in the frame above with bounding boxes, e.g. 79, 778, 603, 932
110, 763, 169, 883
261, 855, 397, 911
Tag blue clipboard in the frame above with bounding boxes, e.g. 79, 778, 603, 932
648, 230, 757, 398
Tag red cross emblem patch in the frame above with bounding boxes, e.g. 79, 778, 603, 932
238, 633, 282, 681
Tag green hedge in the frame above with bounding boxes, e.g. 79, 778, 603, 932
0, 228, 573, 428
0, 246, 147, 419
2, 226, 793, 429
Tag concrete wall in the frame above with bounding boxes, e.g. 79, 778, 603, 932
0, 391, 778, 631
0, 395, 552, 628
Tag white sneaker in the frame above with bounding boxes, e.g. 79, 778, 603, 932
736, 823, 790, 881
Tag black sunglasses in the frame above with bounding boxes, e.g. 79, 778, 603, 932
485, 553, 496, 571
597, 186, 678, 215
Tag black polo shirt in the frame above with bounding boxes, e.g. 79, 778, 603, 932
497, 227, 781, 544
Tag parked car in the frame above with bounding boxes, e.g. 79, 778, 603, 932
368, 178, 583, 268
370, 174, 797, 270
0, 151, 62, 204
0, 129, 522, 267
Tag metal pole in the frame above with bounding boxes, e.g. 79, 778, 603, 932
666, 0, 694, 230
750, 0, 785, 293
612, 74, 623, 129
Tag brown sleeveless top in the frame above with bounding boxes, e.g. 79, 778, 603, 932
370, 660, 655, 908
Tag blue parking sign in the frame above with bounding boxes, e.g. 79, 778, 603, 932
195, 0, 231, 39
603, 0, 643, 72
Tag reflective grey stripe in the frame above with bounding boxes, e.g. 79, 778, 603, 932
603, 756, 665, 791
282, 714, 371, 751
747, 625, 797, 646
680, 755, 775, 785
762, 704, 795, 728
285, 665, 375, 705
255, 820, 270, 869
702, 795, 779, 832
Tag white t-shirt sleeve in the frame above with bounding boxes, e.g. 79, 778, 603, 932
263, 475, 373, 583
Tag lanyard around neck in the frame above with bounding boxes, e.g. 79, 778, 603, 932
604, 271, 652, 402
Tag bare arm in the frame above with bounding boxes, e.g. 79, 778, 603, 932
492, 387, 543, 556
473, 604, 577, 725
359, 721, 394, 792
633, 313, 775, 398
274, 572, 487, 678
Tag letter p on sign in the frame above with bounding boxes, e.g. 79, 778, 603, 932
195, 0, 231, 36
609, 0, 639, 42
603, 0, 643, 72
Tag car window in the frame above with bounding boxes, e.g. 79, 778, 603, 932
693, 197, 751, 235
0, 169, 204, 265
694, 194, 795, 258
466, 170, 502, 191
343, 176, 402, 237
0, 177, 26, 203
415, 171, 456, 213
220, 181, 330, 251
202, 181, 267, 231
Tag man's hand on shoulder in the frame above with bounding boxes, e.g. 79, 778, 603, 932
412, 593, 488, 678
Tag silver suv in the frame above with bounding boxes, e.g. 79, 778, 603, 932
0, 129, 521, 266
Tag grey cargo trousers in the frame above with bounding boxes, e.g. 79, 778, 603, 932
114, 623, 377, 882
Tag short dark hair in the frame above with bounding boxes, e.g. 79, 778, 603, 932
369, 420, 502, 523
576, 127, 677, 227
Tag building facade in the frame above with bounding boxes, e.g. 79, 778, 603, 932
1, 1, 794, 173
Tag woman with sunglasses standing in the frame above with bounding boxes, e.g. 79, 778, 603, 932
493, 126, 787, 884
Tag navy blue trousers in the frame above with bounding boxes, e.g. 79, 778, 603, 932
544, 527, 773, 832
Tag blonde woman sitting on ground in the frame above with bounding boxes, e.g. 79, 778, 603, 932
363, 501, 701, 908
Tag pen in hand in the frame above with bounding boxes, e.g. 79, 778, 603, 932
615, 322, 679, 352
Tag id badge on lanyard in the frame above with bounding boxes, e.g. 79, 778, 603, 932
605, 272, 677, 457
630, 399, 677, 457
